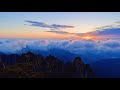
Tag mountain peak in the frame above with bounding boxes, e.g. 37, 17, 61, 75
0, 52, 95, 78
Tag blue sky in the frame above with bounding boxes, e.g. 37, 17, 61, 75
0, 12, 120, 38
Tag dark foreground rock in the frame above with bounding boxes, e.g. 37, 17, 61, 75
0, 52, 95, 78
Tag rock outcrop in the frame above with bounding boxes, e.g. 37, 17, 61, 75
0, 52, 95, 78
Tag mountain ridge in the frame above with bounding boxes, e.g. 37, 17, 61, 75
0, 51, 95, 78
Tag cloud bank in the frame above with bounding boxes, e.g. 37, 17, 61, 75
0, 38, 120, 63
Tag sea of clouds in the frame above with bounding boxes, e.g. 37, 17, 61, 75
0, 38, 120, 63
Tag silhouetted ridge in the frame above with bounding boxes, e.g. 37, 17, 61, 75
0, 56, 6, 68
0, 51, 95, 78
45, 55, 64, 73
0, 54, 20, 65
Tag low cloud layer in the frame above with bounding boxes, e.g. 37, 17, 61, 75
25, 20, 74, 30
0, 39, 120, 63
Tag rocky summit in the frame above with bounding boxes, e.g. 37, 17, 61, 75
0, 52, 95, 78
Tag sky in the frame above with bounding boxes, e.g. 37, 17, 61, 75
0, 12, 120, 39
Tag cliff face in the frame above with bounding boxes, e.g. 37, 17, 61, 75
0, 52, 95, 78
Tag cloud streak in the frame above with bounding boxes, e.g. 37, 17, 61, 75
46, 31, 72, 35
25, 20, 74, 30
25, 20, 120, 38
74, 21, 120, 38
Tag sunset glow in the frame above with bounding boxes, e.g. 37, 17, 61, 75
0, 12, 120, 39
82, 36, 93, 40
0, 12, 120, 78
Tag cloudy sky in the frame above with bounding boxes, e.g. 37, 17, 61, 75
0, 12, 120, 39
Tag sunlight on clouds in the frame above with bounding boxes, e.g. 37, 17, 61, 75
76, 24, 98, 33
82, 36, 93, 40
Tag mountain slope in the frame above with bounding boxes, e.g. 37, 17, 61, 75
19, 47, 80, 63
47, 48, 80, 62
0, 52, 95, 78
91, 58, 120, 78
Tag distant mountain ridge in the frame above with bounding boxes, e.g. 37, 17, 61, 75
18, 47, 80, 63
